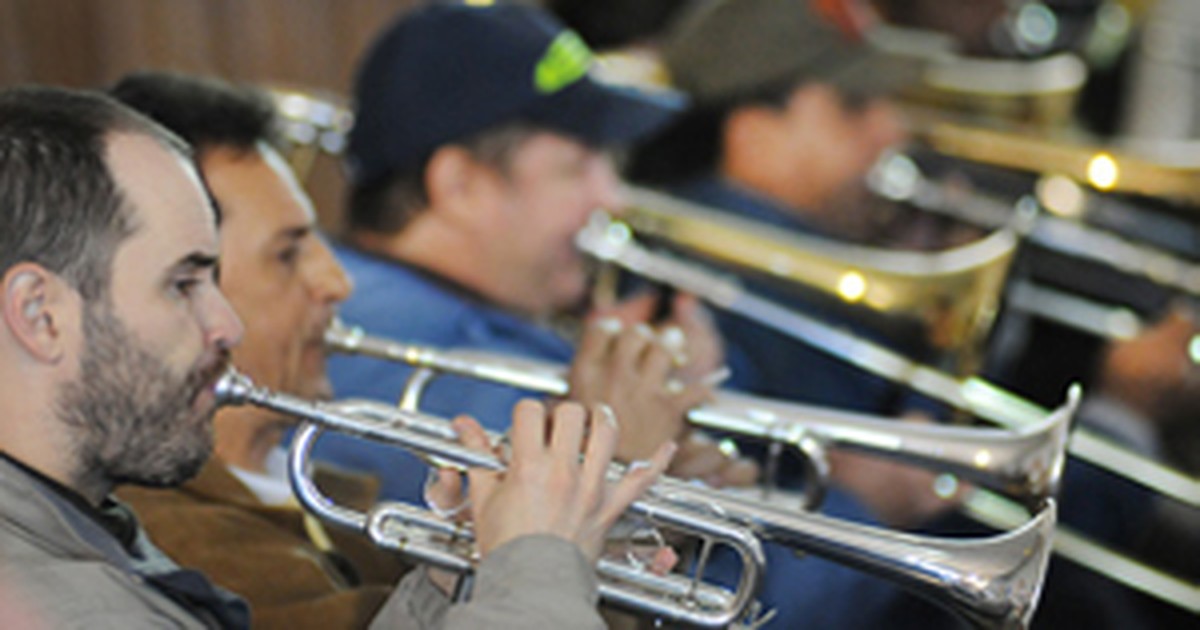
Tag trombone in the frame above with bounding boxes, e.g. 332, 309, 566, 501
868, 149, 1200, 334
616, 185, 1019, 369
325, 320, 1076, 510
575, 214, 1200, 611
576, 211, 1198, 506
919, 121, 1200, 205
215, 369, 1058, 629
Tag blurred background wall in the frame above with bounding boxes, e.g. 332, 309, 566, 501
0, 0, 425, 230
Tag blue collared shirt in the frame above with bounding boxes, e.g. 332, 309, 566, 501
671, 175, 904, 414
316, 241, 918, 629
319, 243, 575, 500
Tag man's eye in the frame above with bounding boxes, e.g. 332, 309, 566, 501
278, 246, 301, 266
174, 278, 201, 296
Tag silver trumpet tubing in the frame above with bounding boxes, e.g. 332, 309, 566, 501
325, 320, 1077, 509
214, 369, 1058, 629
576, 211, 1199, 510
216, 369, 764, 628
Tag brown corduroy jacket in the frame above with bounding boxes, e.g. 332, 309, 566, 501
117, 458, 410, 630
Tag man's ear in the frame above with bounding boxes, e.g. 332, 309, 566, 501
1, 263, 73, 363
425, 145, 507, 229
426, 146, 481, 212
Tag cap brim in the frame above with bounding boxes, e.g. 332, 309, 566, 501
821, 46, 926, 98
523, 77, 685, 147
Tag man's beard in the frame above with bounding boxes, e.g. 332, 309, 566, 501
55, 300, 230, 489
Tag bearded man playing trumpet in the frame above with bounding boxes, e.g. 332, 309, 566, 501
0, 78, 674, 629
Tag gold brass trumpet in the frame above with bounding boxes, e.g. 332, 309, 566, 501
920, 121, 1200, 205
325, 320, 1077, 510
214, 369, 1058, 629
618, 185, 1019, 360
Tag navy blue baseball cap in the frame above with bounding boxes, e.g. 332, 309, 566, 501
347, 1, 684, 186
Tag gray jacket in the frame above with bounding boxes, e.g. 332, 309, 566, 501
376, 537, 605, 630
0, 457, 605, 629
0, 456, 239, 629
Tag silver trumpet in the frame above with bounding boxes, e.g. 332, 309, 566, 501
214, 369, 1058, 629
325, 320, 1077, 510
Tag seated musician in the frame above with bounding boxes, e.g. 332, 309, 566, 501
629, 0, 934, 412
322, 1, 754, 501
107, 72, 393, 628
319, 2, 957, 628
0, 85, 672, 629
1032, 304, 1200, 628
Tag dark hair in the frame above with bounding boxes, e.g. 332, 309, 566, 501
347, 121, 539, 234
627, 79, 796, 185
549, 0, 694, 48
0, 86, 190, 301
109, 71, 282, 157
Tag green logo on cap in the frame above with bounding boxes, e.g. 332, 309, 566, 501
534, 31, 593, 94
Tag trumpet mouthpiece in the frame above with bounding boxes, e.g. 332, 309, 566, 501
213, 368, 254, 406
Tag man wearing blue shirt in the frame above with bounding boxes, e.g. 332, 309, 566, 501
318, 3, 938, 628
322, 1, 752, 501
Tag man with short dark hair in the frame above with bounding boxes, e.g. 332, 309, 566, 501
110, 71, 400, 629
0, 84, 675, 630
0, 85, 250, 628
625, 0, 942, 426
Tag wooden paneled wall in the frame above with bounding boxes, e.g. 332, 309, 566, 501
0, 0, 426, 230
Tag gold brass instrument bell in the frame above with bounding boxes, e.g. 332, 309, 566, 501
215, 369, 1058, 629
574, 209, 1200, 613
921, 121, 1200, 206
613, 185, 1020, 365
575, 209, 1197, 506
867, 147, 1200, 342
899, 52, 1089, 131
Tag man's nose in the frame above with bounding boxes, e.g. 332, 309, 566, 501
306, 238, 354, 305
206, 290, 245, 351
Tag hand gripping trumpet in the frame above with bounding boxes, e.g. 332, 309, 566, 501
214, 369, 1058, 629
325, 320, 1078, 511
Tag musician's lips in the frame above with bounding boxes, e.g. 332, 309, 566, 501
192, 354, 232, 411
